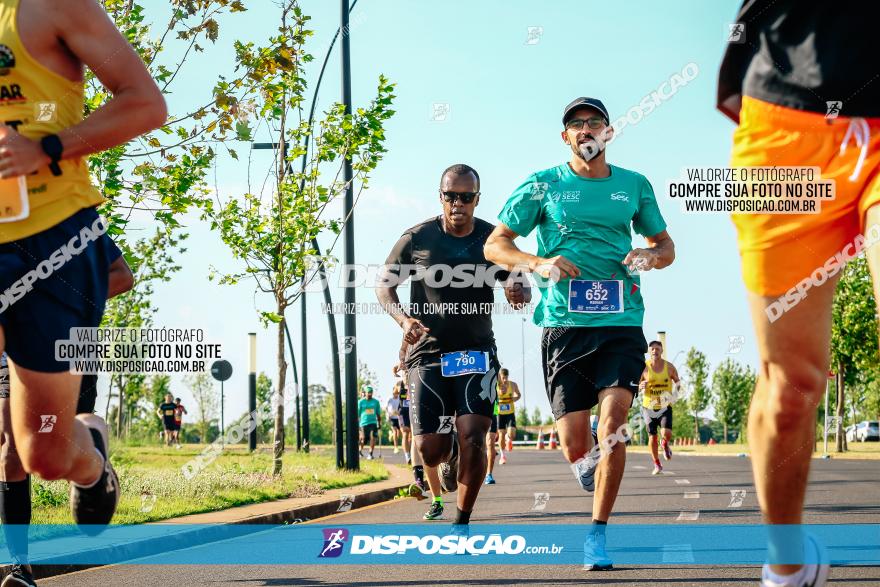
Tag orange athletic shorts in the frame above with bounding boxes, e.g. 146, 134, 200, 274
730, 96, 880, 296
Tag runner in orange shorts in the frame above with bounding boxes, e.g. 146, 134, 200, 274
718, 2, 880, 586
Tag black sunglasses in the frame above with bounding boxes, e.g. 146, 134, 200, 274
441, 190, 479, 204
565, 116, 606, 131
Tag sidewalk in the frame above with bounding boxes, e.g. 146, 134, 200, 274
3, 463, 412, 582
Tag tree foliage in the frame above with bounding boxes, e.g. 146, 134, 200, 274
200, 0, 395, 474
683, 347, 710, 439
712, 358, 756, 443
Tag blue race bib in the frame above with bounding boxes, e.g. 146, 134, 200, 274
440, 351, 489, 377
568, 280, 624, 313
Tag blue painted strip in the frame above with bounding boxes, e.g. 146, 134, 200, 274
1, 524, 877, 565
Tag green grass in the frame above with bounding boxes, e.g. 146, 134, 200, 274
31, 445, 388, 525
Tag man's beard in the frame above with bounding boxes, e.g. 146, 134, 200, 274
577, 136, 605, 162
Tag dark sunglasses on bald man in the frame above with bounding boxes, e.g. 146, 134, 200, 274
440, 190, 479, 204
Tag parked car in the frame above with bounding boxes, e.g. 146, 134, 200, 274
854, 421, 880, 442
845, 424, 857, 443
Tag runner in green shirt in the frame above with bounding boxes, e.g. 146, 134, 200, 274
484, 96, 675, 571
357, 387, 382, 460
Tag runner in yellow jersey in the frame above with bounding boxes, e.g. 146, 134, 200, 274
495, 368, 521, 463
0, 0, 166, 537
638, 340, 681, 475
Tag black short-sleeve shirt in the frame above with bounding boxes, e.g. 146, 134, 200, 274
382, 216, 510, 366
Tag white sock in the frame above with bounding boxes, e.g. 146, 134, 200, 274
73, 449, 106, 489
762, 564, 807, 585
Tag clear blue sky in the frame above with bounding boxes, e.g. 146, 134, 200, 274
110, 0, 754, 425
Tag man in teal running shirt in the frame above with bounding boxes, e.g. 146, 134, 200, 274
358, 387, 382, 460
484, 97, 675, 571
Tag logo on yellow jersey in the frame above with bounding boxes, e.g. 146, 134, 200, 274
0, 45, 14, 75
0, 83, 24, 104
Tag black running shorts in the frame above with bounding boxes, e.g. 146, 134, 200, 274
407, 350, 498, 436
542, 326, 647, 419
641, 406, 673, 435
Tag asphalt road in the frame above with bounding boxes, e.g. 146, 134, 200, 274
44, 449, 880, 586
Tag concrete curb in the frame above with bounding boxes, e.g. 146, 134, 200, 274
2, 464, 411, 582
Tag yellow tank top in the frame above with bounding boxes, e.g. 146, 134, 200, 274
0, 0, 102, 242
642, 360, 672, 410
497, 381, 515, 414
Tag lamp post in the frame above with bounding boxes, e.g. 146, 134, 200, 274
340, 0, 359, 471
248, 332, 257, 452
521, 317, 527, 413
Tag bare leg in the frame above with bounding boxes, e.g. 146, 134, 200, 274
454, 414, 491, 512
591, 388, 631, 522
746, 275, 837, 575
415, 434, 448, 499
557, 409, 590, 464
8, 360, 102, 485
486, 431, 497, 475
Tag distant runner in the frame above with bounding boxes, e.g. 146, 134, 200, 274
157, 394, 176, 447
172, 397, 187, 446
358, 386, 382, 460
495, 368, 521, 461
386, 384, 401, 454
638, 340, 681, 475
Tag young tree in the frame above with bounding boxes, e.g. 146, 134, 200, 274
683, 347, 710, 440
91, 0, 250, 237
184, 372, 218, 442
831, 256, 879, 452
357, 363, 379, 394
712, 358, 755, 442
202, 1, 395, 475
255, 372, 274, 443
88, 1, 251, 435
516, 405, 530, 428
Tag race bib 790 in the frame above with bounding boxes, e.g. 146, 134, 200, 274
440, 350, 489, 377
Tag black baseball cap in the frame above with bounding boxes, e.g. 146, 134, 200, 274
562, 97, 610, 125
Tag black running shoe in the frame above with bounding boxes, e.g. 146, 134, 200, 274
423, 501, 444, 520
70, 416, 119, 534
2, 564, 37, 587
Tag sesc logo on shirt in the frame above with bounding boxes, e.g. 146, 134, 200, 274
610, 191, 629, 202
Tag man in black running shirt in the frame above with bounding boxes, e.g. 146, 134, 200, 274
377, 163, 529, 529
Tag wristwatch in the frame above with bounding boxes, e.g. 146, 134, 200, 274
40, 134, 63, 176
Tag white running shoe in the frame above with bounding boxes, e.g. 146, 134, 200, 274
760, 534, 829, 587
571, 454, 599, 492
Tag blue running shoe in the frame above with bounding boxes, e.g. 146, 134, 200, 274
583, 531, 613, 571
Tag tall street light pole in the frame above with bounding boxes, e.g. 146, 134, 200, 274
521, 317, 527, 413
340, 0, 359, 471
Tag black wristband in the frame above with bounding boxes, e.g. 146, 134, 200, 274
40, 134, 63, 176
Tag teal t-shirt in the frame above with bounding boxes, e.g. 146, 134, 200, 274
498, 163, 667, 328
358, 398, 381, 426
